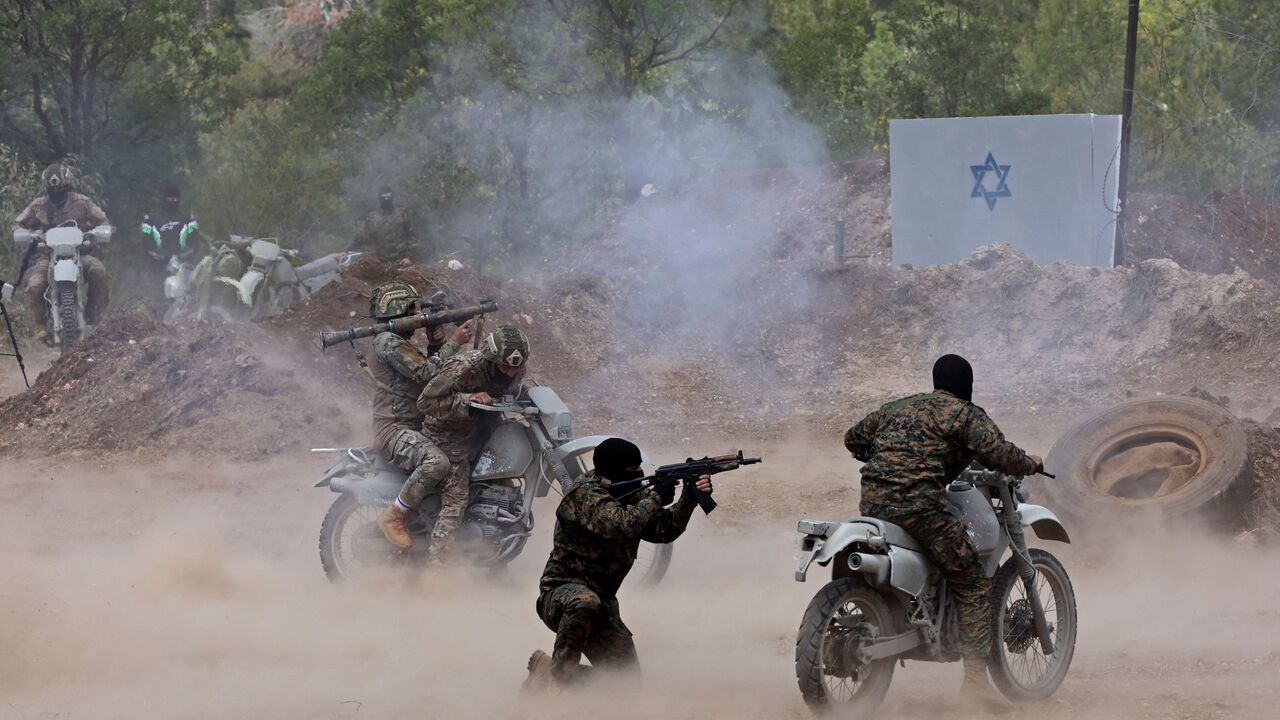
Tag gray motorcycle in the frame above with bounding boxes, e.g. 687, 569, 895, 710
794, 467, 1076, 715
313, 386, 673, 585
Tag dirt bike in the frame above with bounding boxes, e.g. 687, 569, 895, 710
312, 386, 674, 586
216, 236, 360, 321
794, 467, 1077, 715
12, 221, 113, 354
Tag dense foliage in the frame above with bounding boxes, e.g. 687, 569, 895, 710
2, 0, 1279, 275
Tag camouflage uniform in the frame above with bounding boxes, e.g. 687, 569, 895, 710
351, 207, 416, 264
415, 348, 526, 555
537, 471, 699, 684
13, 192, 111, 325
843, 390, 1037, 658
369, 332, 461, 508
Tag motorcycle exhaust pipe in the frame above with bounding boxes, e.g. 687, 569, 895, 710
847, 552, 890, 584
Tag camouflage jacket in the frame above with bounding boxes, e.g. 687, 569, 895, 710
14, 192, 109, 259
540, 471, 698, 597
415, 348, 525, 438
351, 207, 416, 264
14, 192, 109, 232
370, 334, 460, 451
844, 390, 1037, 508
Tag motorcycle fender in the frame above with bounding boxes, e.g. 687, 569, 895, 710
795, 520, 874, 582
1018, 504, 1071, 543
330, 472, 404, 505
163, 274, 188, 299
555, 435, 654, 465
794, 519, 930, 596
545, 435, 654, 498
217, 270, 264, 306
53, 259, 79, 282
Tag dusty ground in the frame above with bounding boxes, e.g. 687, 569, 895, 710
2, 441, 1277, 720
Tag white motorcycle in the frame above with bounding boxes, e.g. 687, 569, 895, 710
13, 221, 113, 354
794, 467, 1077, 715
216, 236, 359, 320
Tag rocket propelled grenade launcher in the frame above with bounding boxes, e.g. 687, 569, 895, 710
319, 300, 498, 350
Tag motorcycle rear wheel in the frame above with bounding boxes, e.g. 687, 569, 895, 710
987, 548, 1077, 701
319, 495, 399, 582
795, 577, 897, 716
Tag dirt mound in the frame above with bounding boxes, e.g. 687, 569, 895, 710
0, 313, 359, 460
1124, 189, 1280, 282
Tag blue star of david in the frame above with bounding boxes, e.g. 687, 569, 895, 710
970, 151, 1012, 210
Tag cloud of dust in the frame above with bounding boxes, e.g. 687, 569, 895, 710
3, 456, 1279, 719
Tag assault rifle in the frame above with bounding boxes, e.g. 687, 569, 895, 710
319, 300, 498, 350
609, 451, 762, 515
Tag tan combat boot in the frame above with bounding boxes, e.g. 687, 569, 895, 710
377, 501, 413, 551
522, 649, 552, 694
959, 655, 1013, 714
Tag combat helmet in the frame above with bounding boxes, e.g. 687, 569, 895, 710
42, 163, 74, 193
369, 280, 420, 320
482, 325, 530, 368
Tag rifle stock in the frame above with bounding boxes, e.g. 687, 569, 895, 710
319, 300, 498, 349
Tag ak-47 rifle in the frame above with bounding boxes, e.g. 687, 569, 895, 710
319, 300, 498, 350
608, 451, 762, 515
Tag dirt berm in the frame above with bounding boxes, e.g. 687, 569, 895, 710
4, 162, 1280, 529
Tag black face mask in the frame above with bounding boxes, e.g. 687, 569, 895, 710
47, 188, 68, 206
163, 198, 180, 212
379, 195, 394, 211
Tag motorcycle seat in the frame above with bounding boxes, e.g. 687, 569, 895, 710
842, 516, 925, 553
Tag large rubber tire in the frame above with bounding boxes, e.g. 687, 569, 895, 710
987, 549, 1077, 701
57, 283, 79, 355
1040, 397, 1251, 522
796, 577, 897, 716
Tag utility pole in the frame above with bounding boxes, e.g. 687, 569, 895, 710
1115, 0, 1141, 267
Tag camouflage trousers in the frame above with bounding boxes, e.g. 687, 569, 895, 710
382, 427, 469, 556
536, 583, 638, 685
24, 253, 110, 326
861, 499, 991, 658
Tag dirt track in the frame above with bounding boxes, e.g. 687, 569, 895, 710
3, 442, 1277, 720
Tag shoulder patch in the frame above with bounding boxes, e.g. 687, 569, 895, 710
397, 343, 426, 364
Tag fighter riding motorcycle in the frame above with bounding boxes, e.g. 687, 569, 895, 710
12, 220, 113, 354
313, 387, 673, 585
217, 236, 360, 321
794, 467, 1076, 715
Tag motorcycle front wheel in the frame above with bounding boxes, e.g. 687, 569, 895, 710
57, 282, 79, 355
795, 577, 898, 716
987, 548, 1078, 701
632, 542, 673, 587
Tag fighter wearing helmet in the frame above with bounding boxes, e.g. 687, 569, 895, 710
398, 325, 529, 564
365, 281, 473, 553
12, 163, 111, 343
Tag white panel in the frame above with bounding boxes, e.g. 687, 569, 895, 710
889, 114, 1122, 267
